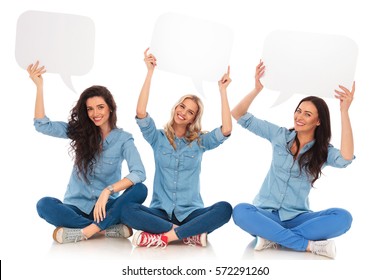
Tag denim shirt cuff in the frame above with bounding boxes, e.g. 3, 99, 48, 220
336, 154, 356, 167
135, 113, 151, 128
237, 112, 253, 127
34, 115, 50, 124
125, 173, 142, 185
215, 126, 229, 142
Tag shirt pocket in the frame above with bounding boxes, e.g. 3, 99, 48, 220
157, 146, 174, 169
95, 156, 120, 175
182, 151, 200, 170
274, 146, 292, 170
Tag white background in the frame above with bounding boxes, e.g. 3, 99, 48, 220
1, 0, 388, 279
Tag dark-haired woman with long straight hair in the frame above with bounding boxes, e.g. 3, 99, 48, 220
231, 60, 355, 259
28, 61, 147, 244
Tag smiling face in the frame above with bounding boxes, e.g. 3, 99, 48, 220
293, 101, 320, 135
86, 96, 111, 130
173, 98, 199, 127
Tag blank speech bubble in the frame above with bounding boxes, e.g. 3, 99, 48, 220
15, 10, 95, 92
262, 30, 358, 106
150, 12, 234, 97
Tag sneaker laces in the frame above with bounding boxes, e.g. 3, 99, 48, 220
63, 228, 87, 243
73, 234, 87, 243
263, 239, 277, 249
310, 240, 336, 259
105, 224, 128, 238
183, 235, 201, 246
255, 236, 278, 251
139, 233, 167, 248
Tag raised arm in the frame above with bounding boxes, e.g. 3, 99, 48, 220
334, 81, 355, 161
231, 60, 265, 120
27, 61, 46, 119
218, 66, 232, 136
136, 48, 157, 119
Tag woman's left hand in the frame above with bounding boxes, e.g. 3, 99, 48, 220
94, 190, 110, 223
218, 66, 231, 91
335, 81, 355, 112
255, 60, 265, 92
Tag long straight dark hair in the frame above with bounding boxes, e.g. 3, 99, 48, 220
291, 96, 331, 186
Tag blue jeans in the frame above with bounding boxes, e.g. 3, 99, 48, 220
36, 183, 147, 230
233, 203, 352, 251
121, 201, 232, 239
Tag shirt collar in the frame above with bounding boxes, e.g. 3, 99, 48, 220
103, 128, 120, 145
287, 130, 315, 150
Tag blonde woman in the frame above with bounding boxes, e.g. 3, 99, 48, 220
121, 49, 233, 248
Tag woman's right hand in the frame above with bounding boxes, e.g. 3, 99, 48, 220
27, 61, 46, 88
144, 48, 157, 72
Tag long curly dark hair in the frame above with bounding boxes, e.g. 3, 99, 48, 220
67, 85, 117, 182
291, 96, 331, 186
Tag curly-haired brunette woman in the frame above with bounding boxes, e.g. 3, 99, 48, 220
28, 61, 147, 244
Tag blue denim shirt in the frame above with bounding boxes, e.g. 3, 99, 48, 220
34, 116, 146, 214
136, 114, 229, 222
238, 113, 354, 221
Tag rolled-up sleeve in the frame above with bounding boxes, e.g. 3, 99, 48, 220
136, 114, 160, 147
122, 134, 146, 184
200, 127, 229, 151
327, 144, 355, 168
238, 112, 282, 141
237, 112, 254, 127
34, 116, 69, 139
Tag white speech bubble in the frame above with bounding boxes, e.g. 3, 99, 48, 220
15, 10, 95, 92
262, 30, 358, 106
150, 12, 234, 97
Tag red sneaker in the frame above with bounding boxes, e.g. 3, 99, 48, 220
183, 233, 207, 247
132, 231, 168, 248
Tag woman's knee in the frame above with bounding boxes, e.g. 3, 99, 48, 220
129, 183, 148, 203
36, 197, 60, 218
232, 203, 254, 225
214, 201, 233, 222
335, 208, 353, 231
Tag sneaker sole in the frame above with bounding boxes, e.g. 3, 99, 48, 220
122, 225, 133, 238
53, 227, 64, 244
132, 230, 143, 247
254, 236, 263, 251
200, 233, 207, 247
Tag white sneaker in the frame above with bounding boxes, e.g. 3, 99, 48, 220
53, 227, 87, 244
310, 240, 336, 259
254, 236, 278, 251
105, 224, 133, 238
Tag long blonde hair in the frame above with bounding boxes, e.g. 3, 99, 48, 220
164, 94, 204, 149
